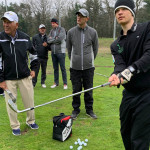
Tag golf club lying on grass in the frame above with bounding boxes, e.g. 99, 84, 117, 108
5, 89, 16, 103
8, 82, 111, 113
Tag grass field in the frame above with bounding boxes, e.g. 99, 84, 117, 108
0, 38, 125, 150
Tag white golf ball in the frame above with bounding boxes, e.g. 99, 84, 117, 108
82, 141, 84, 144
70, 145, 73, 149
79, 142, 82, 146
77, 146, 82, 150
74, 141, 78, 145
77, 138, 81, 142
84, 143, 87, 146
85, 139, 88, 142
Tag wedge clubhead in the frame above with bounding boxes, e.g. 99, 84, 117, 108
8, 99, 18, 113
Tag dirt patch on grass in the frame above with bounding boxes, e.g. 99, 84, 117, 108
99, 47, 111, 54
95, 65, 113, 68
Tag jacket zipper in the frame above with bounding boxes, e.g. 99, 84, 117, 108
14, 46, 19, 78
10, 43, 13, 54
81, 30, 84, 70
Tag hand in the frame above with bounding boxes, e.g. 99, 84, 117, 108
0, 81, 7, 90
108, 74, 123, 87
30, 71, 35, 78
43, 42, 47, 47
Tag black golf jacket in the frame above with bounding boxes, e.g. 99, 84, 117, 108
0, 30, 38, 82
111, 22, 150, 92
32, 33, 49, 59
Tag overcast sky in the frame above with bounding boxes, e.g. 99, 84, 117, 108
2, 0, 21, 5
0, 0, 21, 5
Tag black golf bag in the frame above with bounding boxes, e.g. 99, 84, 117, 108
53, 113, 73, 141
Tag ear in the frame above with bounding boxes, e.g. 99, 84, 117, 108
86, 17, 89, 22
16, 23, 19, 29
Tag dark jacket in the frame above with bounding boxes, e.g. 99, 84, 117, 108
67, 25, 98, 70
0, 30, 38, 82
111, 22, 150, 92
32, 33, 49, 59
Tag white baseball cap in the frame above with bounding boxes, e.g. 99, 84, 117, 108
1, 11, 18, 22
39, 24, 46, 29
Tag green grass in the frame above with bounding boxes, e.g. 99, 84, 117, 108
0, 38, 124, 150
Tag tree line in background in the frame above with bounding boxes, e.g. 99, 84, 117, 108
0, 0, 150, 38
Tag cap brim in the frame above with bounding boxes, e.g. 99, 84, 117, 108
76, 12, 87, 17
1, 16, 14, 22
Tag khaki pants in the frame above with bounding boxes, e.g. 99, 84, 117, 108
4, 76, 35, 129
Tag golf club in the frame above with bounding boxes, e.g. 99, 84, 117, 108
5, 89, 16, 103
95, 73, 109, 78
8, 82, 111, 113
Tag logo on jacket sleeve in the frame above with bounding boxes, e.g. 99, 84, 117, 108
117, 44, 123, 54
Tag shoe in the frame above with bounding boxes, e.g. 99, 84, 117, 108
64, 84, 68, 89
41, 84, 46, 88
26, 122, 39, 129
86, 111, 98, 119
12, 128, 21, 136
71, 111, 80, 120
51, 84, 58, 88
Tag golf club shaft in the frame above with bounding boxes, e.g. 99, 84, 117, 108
17, 82, 111, 113
95, 73, 109, 78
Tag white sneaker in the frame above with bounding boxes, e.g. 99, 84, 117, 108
41, 84, 46, 88
64, 84, 68, 90
51, 84, 57, 88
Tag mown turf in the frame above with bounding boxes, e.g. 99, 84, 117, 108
0, 38, 125, 150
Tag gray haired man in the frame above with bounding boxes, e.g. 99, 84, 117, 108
0, 11, 39, 136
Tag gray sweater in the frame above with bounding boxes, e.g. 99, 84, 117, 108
67, 25, 98, 70
47, 27, 66, 54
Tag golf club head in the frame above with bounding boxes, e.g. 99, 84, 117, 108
8, 99, 18, 113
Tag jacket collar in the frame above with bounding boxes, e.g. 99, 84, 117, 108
77, 24, 88, 31
4, 30, 18, 41
120, 23, 137, 35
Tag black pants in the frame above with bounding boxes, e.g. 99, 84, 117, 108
70, 68, 94, 113
120, 89, 150, 150
32, 58, 48, 86
51, 53, 67, 85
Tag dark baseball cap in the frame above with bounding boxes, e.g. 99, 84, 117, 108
76, 8, 89, 17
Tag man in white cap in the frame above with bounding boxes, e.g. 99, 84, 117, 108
32, 24, 49, 88
0, 11, 39, 136
109, 0, 150, 149
67, 8, 99, 119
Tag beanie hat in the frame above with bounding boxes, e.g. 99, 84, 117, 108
114, 0, 136, 17
51, 18, 58, 24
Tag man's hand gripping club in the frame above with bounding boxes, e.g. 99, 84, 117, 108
109, 66, 136, 87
